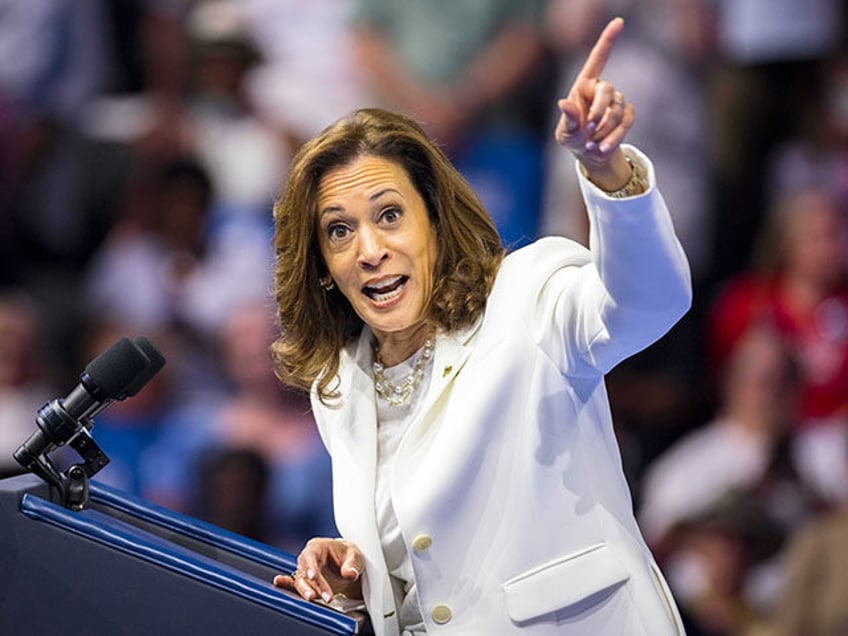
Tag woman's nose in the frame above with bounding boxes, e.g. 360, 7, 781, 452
357, 227, 389, 269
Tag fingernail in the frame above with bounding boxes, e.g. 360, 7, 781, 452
350, 567, 360, 579
599, 142, 611, 153
585, 140, 597, 152
304, 589, 314, 600
587, 121, 597, 134
307, 569, 315, 580
322, 592, 332, 603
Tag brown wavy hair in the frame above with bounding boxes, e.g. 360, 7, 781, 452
270, 108, 505, 403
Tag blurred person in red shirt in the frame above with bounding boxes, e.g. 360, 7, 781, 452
708, 185, 848, 504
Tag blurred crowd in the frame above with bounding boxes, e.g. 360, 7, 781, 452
1, 1, 848, 634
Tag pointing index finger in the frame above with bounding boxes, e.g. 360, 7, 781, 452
575, 17, 624, 83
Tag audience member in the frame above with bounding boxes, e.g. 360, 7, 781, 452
664, 490, 786, 636
771, 503, 848, 635
239, 0, 368, 150
766, 50, 848, 212
184, 0, 289, 228
708, 185, 848, 505
707, 0, 845, 281
193, 447, 274, 544
640, 324, 816, 550
350, 0, 547, 248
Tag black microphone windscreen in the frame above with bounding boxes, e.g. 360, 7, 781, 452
123, 336, 167, 397
83, 337, 151, 399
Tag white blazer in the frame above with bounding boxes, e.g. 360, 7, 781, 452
311, 147, 691, 635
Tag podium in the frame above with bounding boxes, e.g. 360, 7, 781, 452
0, 473, 367, 635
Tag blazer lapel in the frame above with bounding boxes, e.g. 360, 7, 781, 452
332, 328, 380, 537
399, 317, 482, 451
424, 319, 481, 412
329, 319, 482, 502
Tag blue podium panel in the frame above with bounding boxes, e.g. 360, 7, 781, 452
0, 474, 366, 635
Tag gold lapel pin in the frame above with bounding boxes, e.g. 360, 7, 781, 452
443, 365, 453, 377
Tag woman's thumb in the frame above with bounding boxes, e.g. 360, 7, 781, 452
556, 98, 582, 145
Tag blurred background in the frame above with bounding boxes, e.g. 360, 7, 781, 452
1, 1, 847, 634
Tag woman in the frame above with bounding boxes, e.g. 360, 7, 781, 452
271, 19, 690, 635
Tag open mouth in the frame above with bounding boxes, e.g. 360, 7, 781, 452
363, 275, 408, 302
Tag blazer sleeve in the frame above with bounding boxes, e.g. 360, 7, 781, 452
517, 145, 692, 376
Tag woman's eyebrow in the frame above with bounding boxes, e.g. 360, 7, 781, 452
319, 188, 403, 218
319, 204, 344, 218
370, 188, 401, 202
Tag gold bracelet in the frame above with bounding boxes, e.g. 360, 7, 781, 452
603, 155, 648, 199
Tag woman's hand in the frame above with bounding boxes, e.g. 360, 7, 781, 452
273, 538, 364, 604
554, 17, 634, 191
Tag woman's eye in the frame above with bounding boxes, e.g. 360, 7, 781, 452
381, 207, 401, 223
328, 224, 349, 240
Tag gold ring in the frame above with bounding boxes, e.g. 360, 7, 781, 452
292, 570, 302, 580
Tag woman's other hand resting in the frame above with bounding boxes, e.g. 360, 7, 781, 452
273, 538, 364, 604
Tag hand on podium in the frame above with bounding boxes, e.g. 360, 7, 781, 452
274, 538, 365, 610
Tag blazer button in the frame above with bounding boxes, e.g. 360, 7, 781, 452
431, 604, 452, 624
411, 534, 432, 552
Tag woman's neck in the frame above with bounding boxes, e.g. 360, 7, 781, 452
373, 323, 433, 367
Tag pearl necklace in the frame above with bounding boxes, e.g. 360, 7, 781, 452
372, 337, 435, 406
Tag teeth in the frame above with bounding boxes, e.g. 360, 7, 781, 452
369, 275, 403, 291
364, 276, 406, 302
370, 285, 403, 302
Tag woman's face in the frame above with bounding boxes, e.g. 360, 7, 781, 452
783, 191, 845, 288
316, 155, 438, 342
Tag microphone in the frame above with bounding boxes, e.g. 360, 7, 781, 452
13, 336, 166, 472
124, 336, 167, 397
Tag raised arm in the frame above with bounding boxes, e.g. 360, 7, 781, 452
526, 19, 691, 375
